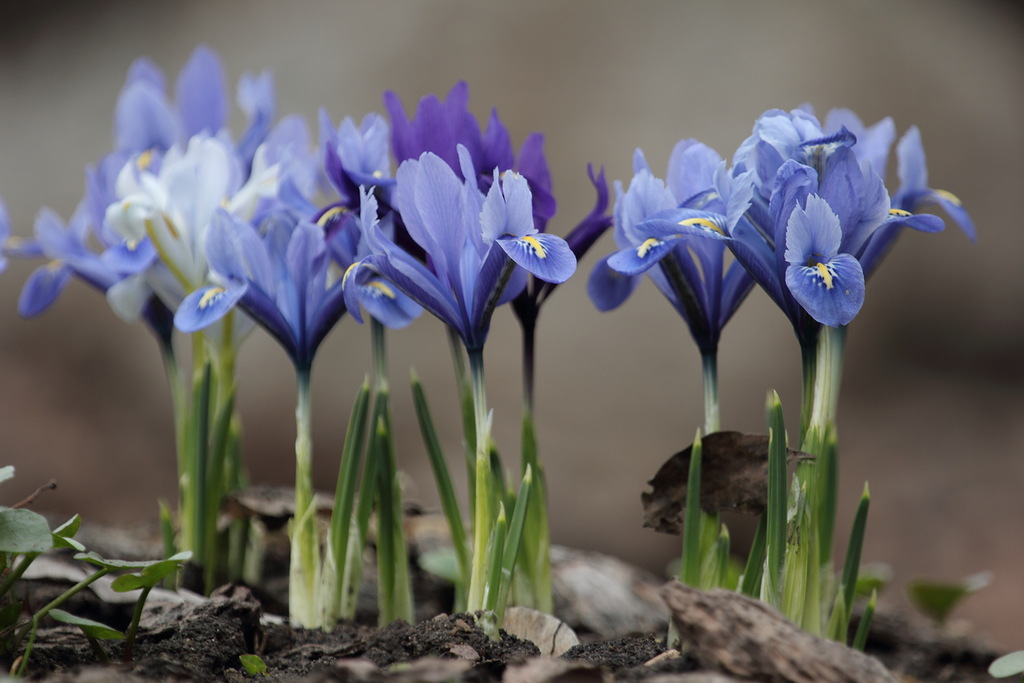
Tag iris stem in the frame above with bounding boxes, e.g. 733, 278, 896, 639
289, 367, 321, 628
701, 353, 720, 435
466, 349, 491, 612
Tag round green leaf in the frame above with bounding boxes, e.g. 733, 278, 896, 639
239, 654, 267, 675
990, 650, 1024, 678
0, 508, 53, 554
49, 609, 125, 640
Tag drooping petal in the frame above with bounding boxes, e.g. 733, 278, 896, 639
175, 283, 247, 332
18, 262, 72, 317
497, 232, 576, 283
588, 254, 641, 311
607, 236, 677, 276
785, 252, 864, 327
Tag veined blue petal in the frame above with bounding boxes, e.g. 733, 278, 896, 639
207, 209, 276, 294
101, 237, 157, 275
481, 169, 534, 242
883, 209, 944, 233
114, 80, 177, 154
784, 194, 842, 267
897, 125, 928, 192
497, 232, 576, 283
667, 139, 721, 203
18, 262, 72, 317
588, 254, 641, 311
175, 283, 246, 332
636, 211, 730, 241
930, 190, 975, 240
356, 277, 422, 329
607, 237, 676, 276
785, 252, 864, 327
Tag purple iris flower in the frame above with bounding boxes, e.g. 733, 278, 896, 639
175, 189, 419, 371
589, 142, 754, 356
385, 81, 557, 233
344, 148, 576, 353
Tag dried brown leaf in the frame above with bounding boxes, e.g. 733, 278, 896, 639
641, 431, 812, 534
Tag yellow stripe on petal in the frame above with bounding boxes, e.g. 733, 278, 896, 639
933, 189, 962, 206
680, 217, 725, 235
199, 287, 226, 309
136, 150, 154, 171
521, 235, 547, 259
637, 237, 663, 258
341, 262, 359, 289
815, 262, 834, 290
367, 280, 396, 299
889, 208, 913, 217
317, 206, 348, 227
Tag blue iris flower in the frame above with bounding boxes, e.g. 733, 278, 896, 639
626, 109, 948, 342
175, 189, 419, 371
344, 147, 576, 353
589, 142, 754, 356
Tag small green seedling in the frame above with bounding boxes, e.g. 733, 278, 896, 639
990, 651, 1024, 680
239, 654, 268, 676
77, 550, 192, 662
906, 570, 991, 626
48, 609, 124, 662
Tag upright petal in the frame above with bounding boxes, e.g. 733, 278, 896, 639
175, 46, 228, 139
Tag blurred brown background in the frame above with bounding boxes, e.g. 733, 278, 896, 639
1, 0, 1021, 647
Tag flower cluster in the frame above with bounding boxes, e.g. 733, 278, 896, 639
3, 43, 974, 646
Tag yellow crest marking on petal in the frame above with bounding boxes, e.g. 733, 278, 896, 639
933, 189, 962, 206
372, 170, 384, 179
888, 208, 913, 217
136, 150, 154, 171
680, 217, 725, 236
317, 206, 348, 227
341, 262, 359, 289
815, 262, 834, 290
521, 235, 547, 259
367, 280, 396, 299
637, 237, 663, 258
45, 259, 64, 272
199, 287, 226, 310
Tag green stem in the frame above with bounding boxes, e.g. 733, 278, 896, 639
466, 349, 492, 612
15, 568, 114, 676
121, 585, 153, 662
701, 353, 720, 435
289, 367, 321, 628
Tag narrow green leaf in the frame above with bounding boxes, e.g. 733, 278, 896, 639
841, 482, 871, 621
852, 589, 876, 651
816, 424, 838, 566
764, 391, 787, 607
681, 430, 703, 588
49, 609, 124, 640
411, 373, 468, 591
825, 588, 848, 642
739, 515, 767, 597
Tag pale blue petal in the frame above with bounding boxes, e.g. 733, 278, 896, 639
18, 263, 72, 317
175, 45, 228, 138
785, 252, 864, 327
784, 195, 842, 266
497, 232, 576, 283
588, 254, 640, 311
175, 284, 246, 333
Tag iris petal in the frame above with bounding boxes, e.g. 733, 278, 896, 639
175, 283, 247, 333
19, 263, 72, 318
498, 233, 576, 283
587, 254, 640, 311
785, 253, 864, 327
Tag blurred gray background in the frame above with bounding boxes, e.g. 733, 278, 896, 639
1, 0, 1021, 647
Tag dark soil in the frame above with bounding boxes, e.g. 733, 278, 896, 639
2, 522, 1006, 682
